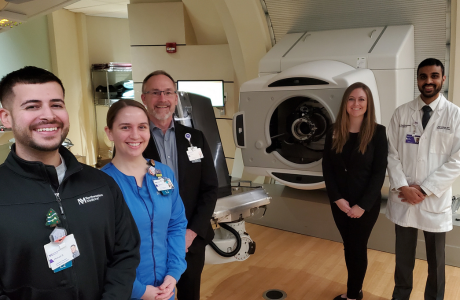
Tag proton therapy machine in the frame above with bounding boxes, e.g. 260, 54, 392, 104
233, 25, 415, 190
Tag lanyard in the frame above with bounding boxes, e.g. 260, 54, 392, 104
138, 176, 154, 220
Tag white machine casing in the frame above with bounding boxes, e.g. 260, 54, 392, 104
233, 25, 414, 190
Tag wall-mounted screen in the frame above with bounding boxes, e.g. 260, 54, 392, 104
177, 80, 224, 107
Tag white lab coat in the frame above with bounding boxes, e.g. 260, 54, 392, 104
386, 94, 460, 232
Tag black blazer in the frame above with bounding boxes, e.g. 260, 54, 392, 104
322, 124, 388, 211
143, 122, 218, 251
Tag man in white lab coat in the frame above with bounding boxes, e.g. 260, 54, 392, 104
387, 58, 460, 300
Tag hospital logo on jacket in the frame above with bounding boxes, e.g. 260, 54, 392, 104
77, 194, 103, 205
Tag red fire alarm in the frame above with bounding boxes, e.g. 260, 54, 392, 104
166, 43, 177, 53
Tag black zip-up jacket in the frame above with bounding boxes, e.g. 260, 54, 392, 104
0, 145, 141, 300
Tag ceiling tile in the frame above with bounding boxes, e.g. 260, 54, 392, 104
68, 3, 125, 14
64, 0, 129, 19
65, 0, 106, 9
98, 0, 129, 3
90, 9, 128, 18
3, 0, 79, 17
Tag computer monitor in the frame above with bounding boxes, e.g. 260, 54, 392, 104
177, 80, 225, 107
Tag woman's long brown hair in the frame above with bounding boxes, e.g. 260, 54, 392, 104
332, 82, 377, 154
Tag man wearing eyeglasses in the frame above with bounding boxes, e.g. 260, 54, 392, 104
141, 70, 218, 300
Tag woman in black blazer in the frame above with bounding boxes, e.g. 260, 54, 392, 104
322, 82, 388, 300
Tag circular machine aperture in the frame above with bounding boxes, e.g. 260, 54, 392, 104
266, 96, 332, 165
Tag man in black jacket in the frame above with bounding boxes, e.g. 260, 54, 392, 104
141, 70, 218, 300
0, 66, 141, 300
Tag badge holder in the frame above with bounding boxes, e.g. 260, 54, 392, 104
148, 159, 171, 195
44, 234, 79, 272
406, 121, 420, 144
153, 177, 174, 195
50, 227, 67, 243
185, 133, 204, 162
44, 208, 80, 273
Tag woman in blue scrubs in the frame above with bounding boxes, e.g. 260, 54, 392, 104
102, 99, 187, 300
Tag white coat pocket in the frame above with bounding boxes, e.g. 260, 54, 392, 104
420, 195, 451, 214
430, 131, 453, 155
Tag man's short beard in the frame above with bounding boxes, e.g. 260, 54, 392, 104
151, 110, 173, 121
420, 84, 442, 99
27, 133, 68, 152
11, 119, 69, 153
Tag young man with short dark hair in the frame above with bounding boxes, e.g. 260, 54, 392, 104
0, 66, 141, 300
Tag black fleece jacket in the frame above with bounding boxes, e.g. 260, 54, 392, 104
0, 145, 140, 300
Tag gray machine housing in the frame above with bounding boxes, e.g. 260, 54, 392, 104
233, 25, 415, 190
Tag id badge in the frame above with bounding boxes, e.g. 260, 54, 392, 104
153, 178, 173, 196
44, 234, 80, 271
405, 134, 420, 144
187, 147, 204, 162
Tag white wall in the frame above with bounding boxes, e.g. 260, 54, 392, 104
0, 16, 52, 160
86, 16, 132, 64
0, 16, 52, 78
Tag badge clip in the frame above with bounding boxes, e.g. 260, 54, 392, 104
49, 227, 67, 243
185, 133, 193, 147
148, 166, 156, 176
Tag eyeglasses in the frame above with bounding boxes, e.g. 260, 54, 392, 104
143, 90, 177, 98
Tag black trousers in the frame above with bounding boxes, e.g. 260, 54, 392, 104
392, 225, 446, 300
331, 201, 380, 299
176, 240, 206, 300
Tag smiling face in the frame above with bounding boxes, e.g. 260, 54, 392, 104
346, 88, 367, 120
0, 82, 69, 155
105, 106, 150, 158
417, 65, 446, 103
141, 74, 178, 124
